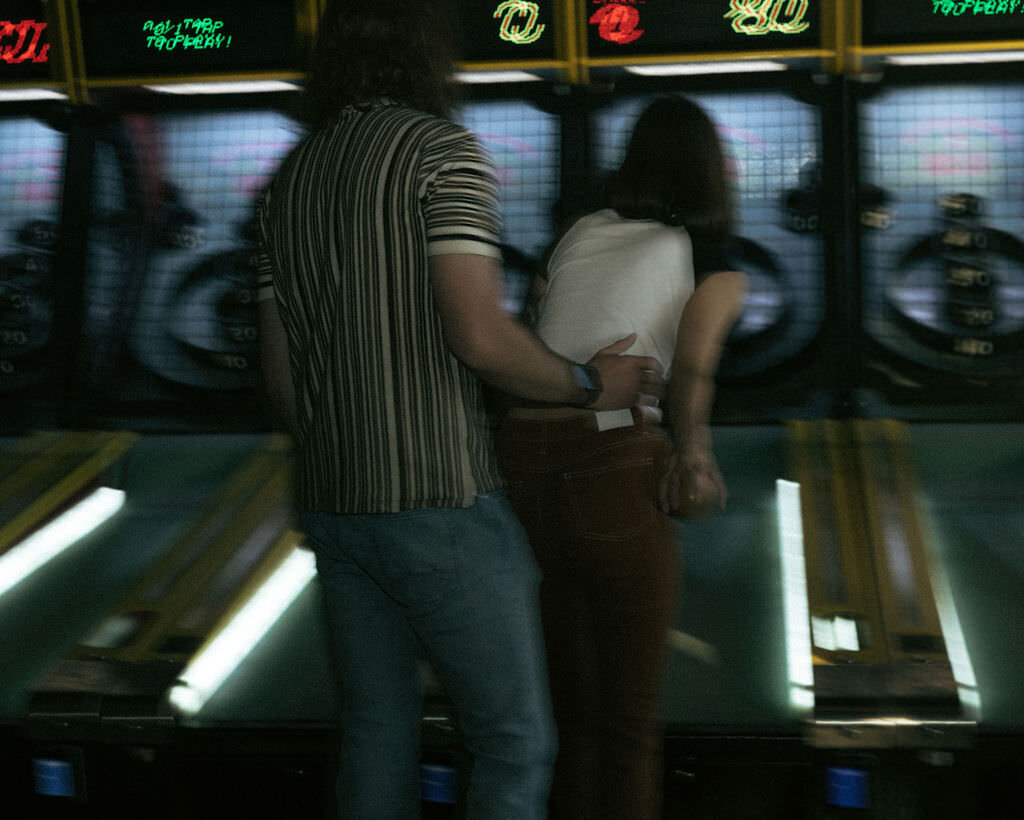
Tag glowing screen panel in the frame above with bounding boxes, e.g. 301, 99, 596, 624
452, 0, 556, 62
586, 0, 821, 58
78, 0, 300, 77
78, 98, 556, 426
80, 109, 301, 422
458, 98, 560, 311
0, 115, 65, 395
592, 90, 825, 379
859, 83, 1024, 380
862, 0, 1024, 47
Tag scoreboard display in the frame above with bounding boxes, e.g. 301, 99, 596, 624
78, 107, 301, 424
77, 0, 301, 77
862, 0, 1024, 47
1, 0, 51, 83
0, 115, 65, 398
586, 0, 822, 58
859, 81, 1024, 382
452, 0, 557, 63
457, 97, 560, 311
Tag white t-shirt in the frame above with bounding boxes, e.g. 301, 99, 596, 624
536, 209, 696, 381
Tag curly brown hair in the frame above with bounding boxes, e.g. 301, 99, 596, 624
298, 0, 460, 128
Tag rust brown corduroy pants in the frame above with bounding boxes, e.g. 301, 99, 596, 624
496, 410, 678, 820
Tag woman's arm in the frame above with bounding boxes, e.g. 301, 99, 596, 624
520, 270, 548, 328
659, 269, 747, 515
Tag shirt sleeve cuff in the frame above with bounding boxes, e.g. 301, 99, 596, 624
428, 239, 502, 258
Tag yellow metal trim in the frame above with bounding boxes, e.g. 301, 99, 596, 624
822, 420, 888, 664
0, 431, 69, 501
0, 432, 137, 554
821, 0, 856, 75
180, 528, 305, 664
786, 421, 826, 608
788, 420, 892, 666
80, 436, 293, 663
456, 60, 567, 72
570, 0, 588, 86
85, 70, 308, 88
851, 40, 1024, 56
129, 435, 292, 607
295, 0, 319, 43
580, 48, 833, 68
786, 420, 877, 661
848, 0, 863, 74
883, 420, 946, 651
851, 420, 897, 640
44, 0, 75, 101
124, 462, 293, 661
852, 420, 946, 660
553, 0, 579, 85
49, 0, 89, 104
0, 81, 66, 91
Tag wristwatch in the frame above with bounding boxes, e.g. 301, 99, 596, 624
569, 363, 603, 407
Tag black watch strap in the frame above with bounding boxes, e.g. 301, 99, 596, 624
569, 363, 603, 407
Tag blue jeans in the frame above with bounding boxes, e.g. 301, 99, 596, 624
302, 491, 556, 820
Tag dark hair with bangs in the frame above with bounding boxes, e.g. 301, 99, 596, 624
298, 0, 460, 128
605, 96, 733, 237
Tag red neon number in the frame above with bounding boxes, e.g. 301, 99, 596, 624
0, 20, 50, 64
589, 2, 645, 45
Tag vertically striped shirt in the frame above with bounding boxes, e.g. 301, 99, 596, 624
256, 101, 505, 513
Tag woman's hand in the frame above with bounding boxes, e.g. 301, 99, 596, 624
658, 429, 727, 518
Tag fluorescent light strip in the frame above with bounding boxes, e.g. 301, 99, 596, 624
777, 479, 815, 714
815, 717, 975, 729
625, 60, 788, 76
454, 70, 542, 84
918, 504, 982, 720
142, 81, 302, 95
0, 487, 126, 598
0, 89, 68, 102
168, 543, 316, 716
886, 51, 1024, 66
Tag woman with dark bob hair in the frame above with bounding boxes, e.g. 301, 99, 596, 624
496, 95, 748, 819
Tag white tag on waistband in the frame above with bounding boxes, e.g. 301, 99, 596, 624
594, 408, 635, 432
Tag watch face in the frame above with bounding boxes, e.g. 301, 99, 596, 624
572, 364, 599, 392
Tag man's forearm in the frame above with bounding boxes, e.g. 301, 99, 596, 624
455, 311, 580, 403
431, 253, 662, 410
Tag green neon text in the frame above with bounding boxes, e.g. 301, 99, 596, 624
724, 0, 811, 36
143, 19, 233, 51
493, 1, 546, 44
932, 0, 1024, 13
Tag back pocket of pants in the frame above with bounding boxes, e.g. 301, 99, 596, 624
562, 457, 658, 541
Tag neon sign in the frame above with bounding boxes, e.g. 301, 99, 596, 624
0, 20, 49, 64
724, 1, 811, 35
590, 0, 645, 45
143, 18, 233, 51
493, 1, 546, 44
931, 0, 1024, 13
